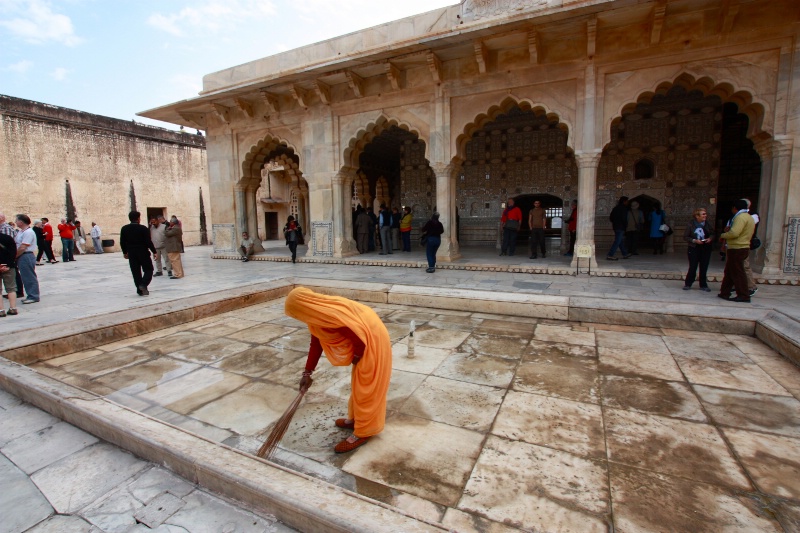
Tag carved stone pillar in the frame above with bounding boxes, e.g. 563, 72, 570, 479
332, 171, 359, 258
572, 151, 602, 269
432, 163, 461, 261
234, 185, 247, 242
754, 138, 794, 276
246, 185, 265, 252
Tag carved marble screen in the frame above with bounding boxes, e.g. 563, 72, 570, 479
457, 106, 577, 245
399, 139, 435, 221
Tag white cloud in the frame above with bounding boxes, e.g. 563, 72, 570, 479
169, 73, 203, 96
0, 0, 82, 46
148, 0, 276, 36
7, 59, 34, 73
50, 66, 68, 80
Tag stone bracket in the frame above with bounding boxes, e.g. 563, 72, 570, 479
290, 85, 310, 108
528, 30, 540, 64
385, 62, 402, 90
587, 17, 597, 58
211, 104, 231, 124
234, 98, 255, 118
651, 1, 667, 45
177, 111, 206, 130
259, 90, 280, 114
474, 41, 488, 74
346, 71, 365, 98
312, 80, 331, 105
427, 52, 442, 83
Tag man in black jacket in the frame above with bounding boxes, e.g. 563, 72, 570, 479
606, 196, 632, 261
120, 211, 156, 296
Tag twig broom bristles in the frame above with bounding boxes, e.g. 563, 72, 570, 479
256, 388, 309, 460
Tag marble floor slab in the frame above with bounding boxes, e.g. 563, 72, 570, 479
17, 291, 800, 531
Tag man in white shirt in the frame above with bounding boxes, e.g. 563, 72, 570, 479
150, 215, 171, 276
239, 232, 255, 262
90, 222, 103, 254
14, 214, 40, 304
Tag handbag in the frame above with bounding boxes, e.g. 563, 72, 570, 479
750, 236, 761, 250
659, 223, 673, 236
420, 232, 428, 246
297, 229, 305, 246
505, 219, 520, 231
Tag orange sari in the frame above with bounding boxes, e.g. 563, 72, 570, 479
284, 287, 392, 438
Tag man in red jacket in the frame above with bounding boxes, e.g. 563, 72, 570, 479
57, 218, 76, 262
39, 217, 58, 263
500, 198, 522, 256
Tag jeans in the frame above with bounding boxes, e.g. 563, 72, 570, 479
288, 241, 298, 262
38, 240, 56, 262
501, 228, 518, 255
380, 226, 392, 254
61, 238, 74, 262
625, 231, 639, 254
392, 228, 400, 250
426, 235, 441, 268
685, 244, 712, 287
17, 253, 39, 301
607, 229, 628, 257
92, 237, 104, 254
401, 231, 411, 252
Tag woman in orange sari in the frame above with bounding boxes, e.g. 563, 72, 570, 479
284, 287, 392, 453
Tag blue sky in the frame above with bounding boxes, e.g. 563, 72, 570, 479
0, 0, 455, 129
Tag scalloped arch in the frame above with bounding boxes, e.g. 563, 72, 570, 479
240, 134, 301, 186
606, 73, 770, 147
452, 97, 574, 168
342, 114, 427, 169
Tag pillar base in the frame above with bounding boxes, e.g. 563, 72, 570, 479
570, 243, 598, 270
436, 240, 462, 262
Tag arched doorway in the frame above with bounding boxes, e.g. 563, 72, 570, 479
598, 84, 762, 252
514, 193, 566, 252
455, 101, 576, 249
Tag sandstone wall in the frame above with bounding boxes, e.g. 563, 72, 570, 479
0, 95, 209, 253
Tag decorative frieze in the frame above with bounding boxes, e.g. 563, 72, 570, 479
311, 221, 334, 256
785, 216, 800, 273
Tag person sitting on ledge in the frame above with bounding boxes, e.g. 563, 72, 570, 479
285, 287, 392, 453
239, 231, 254, 262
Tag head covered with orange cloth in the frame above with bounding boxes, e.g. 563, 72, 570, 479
285, 287, 392, 453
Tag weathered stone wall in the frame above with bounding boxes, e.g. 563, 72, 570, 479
0, 95, 209, 253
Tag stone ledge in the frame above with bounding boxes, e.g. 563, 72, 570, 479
0, 360, 447, 533
756, 311, 800, 367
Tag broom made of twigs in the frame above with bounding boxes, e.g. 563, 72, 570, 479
256, 384, 310, 460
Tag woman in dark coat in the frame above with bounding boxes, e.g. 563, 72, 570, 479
33, 220, 46, 265
421, 212, 444, 273
283, 215, 303, 264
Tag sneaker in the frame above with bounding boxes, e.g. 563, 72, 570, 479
606, 256, 618, 261
0, 310, 5, 317
701, 287, 711, 292
7, 308, 17, 315
682, 286, 691, 290
21, 299, 39, 304
168, 271, 172, 276
154, 271, 163, 276
749, 287, 758, 296
623, 254, 632, 259
139, 286, 149, 296
717, 294, 732, 301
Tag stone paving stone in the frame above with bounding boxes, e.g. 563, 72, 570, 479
0, 387, 22, 410
343, 413, 484, 507
59, 347, 154, 379
0, 454, 54, 533
2, 421, 99, 474
723, 428, 800, 499
674, 356, 792, 396
427, 315, 484, 332
211, 344, 304, 378
30, 442, 149, 514
400, 375, 505, 432
601, 375, 707, 422
0, 402, 59, 447
391, 341, 452, 374
140, 406, 234, 443
441, 508, 523, 533
433, 351, 518, 388
526, 339, 596, 360
225, 323, 298, 344
45, 349, 105, 367
694, 385, 800, 437
154, 489, 286, 533
414, 326, 471, 349
663, 336, 752, 363
134, 367, 250, 415
82, 483, 145, 532
460, 332, 529, 359
460, 435, 609, 533
192, 317, 263, 337
131, 330, 214, 357
96, 357, 200, 395
598, 347, 685, 381
514, 356, 600, 404
534, 324, 596, 346
609, 463, 782, 532
190, 381, 299, 436
595, 330, 669, 353
167, 337, 253, 365
492, 390, 605, 459
605, 409, 751, 490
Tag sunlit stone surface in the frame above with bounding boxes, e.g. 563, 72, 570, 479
29, 297, 800, 530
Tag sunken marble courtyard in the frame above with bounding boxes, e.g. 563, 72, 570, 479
22, 293, 800, 532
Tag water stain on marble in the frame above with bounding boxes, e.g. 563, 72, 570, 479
534, 324, 596, 346
97, 358, 200, 394
433, 351, 518, 388
225, 323, 297, 344
212, 345, 305, 378
266, 331, 312, 353
724, 427, 800, 499
526, 340, 596, 361
460, 333, 529, 360
601, 375, 707, 422
384, 311, 437, 325
675, 357, 791, 396
694, 385, 800, 437
59, 347, 154, 379
609, 463, 780, 532
167, 337, 252, 365
664, 336, 751, 363
132, 331, 213, 356
414, 326, 471, 350
514, 357, 600, 404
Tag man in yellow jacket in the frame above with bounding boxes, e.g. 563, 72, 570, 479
718, 199, 755, 303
